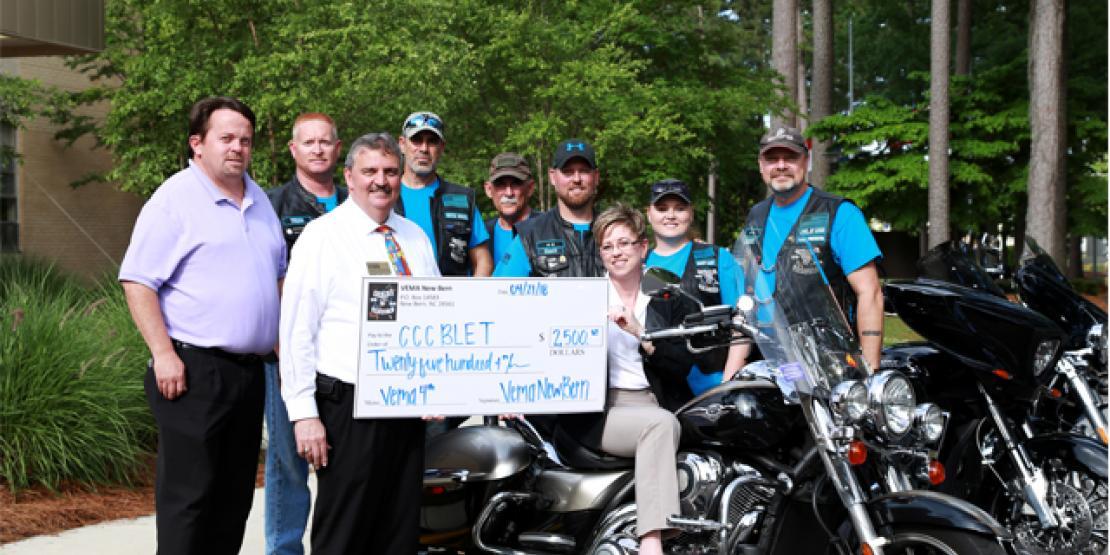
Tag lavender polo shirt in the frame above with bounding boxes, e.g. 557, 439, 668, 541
119, 161, 287, 354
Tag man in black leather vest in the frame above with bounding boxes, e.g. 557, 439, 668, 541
264, 112, 346, 555
732, 126, 884, 369
493, 138, 604, 278
396, 111, 492, 276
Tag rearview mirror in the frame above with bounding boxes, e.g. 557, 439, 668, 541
641, 267, 681, 297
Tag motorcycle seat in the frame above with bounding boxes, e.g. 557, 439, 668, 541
552, 424, 634, 470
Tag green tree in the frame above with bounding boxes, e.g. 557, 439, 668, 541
52, 0, 781, 246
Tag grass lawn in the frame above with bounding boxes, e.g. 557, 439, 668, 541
884, 314, 923, 346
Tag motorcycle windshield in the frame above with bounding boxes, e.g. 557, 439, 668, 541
917, 240, 1007, 297
1021, 237, 1073, 290
732, 237, 868, 399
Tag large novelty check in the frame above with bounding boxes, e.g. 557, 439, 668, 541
355, 277, 608, 418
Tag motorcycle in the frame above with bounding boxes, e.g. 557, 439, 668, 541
418, 246, 1016, 554
916, 239, 1108, 444
884, 243, 1108, 555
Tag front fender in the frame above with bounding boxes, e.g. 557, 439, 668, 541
1025, 432, 1107, 479
868, 490, 1010, 540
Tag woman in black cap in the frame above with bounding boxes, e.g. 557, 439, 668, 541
644, 178, 745, 393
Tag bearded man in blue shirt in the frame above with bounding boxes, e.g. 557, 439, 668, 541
732, 126, 884, 370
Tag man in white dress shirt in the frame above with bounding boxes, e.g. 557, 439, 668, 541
278, 132, 439, 554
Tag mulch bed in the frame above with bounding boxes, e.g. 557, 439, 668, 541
0, 462, 265, 545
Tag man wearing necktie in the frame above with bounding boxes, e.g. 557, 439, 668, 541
278, 132, 440, 554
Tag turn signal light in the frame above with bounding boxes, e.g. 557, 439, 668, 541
861, 542, 875, 555
848, 440, 868, 465
846, 354, 858, 368
1049, 388, 1063, 399
991, 369, 1012, 380
927, 460, 946, 485
426, 485, 447, 495
1097, 427, 1107, 445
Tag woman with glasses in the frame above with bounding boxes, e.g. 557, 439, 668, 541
566, 203, 696, 555
645, 178, 746, 393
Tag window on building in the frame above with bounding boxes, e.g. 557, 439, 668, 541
1, 122, 16, 253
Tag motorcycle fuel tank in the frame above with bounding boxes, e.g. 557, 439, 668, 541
676, 379, 800, 449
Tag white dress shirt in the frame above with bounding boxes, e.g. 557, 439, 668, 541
279, 199, 440, 421
606, 279, 652, 390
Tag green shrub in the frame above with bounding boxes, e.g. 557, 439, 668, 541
0, 256, 155, 492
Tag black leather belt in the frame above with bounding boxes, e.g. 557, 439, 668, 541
171, 339, 262, 365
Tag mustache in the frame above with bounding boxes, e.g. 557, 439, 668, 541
367, 184, 393, 195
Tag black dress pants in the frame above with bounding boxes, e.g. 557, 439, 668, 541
311, 374, 425, 555
144, 344, 265, 555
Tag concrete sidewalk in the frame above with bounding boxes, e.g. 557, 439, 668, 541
0, 475, 317, 554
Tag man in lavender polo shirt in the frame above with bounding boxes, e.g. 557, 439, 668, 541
119, 96, 286, 555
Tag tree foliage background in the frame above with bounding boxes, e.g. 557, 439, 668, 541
1, 0, 1105, 248
44, 0, 781, 242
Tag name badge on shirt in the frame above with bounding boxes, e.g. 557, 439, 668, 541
366, 261, 392, 275
796, 213, 829, 245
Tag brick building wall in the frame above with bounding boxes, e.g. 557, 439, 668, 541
1, 56, 143, 281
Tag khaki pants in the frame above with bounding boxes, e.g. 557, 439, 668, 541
600, 388, 681, 536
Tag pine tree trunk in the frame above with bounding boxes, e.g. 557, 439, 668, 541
796, 5, 808, 132
810, 0, 833, 188
955, 0, 972, 76
928, 0, 951, 248
772, 0, 798, 129
1026, 0, 1068, 264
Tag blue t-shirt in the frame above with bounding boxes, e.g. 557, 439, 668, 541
492, 221, 593, 277
316, 193, 338, 213
487, 219, 516, 264
751, 186, 881, 319
400, 179, 490, 256
646, 242, 744, 393
645, 243, 743, 306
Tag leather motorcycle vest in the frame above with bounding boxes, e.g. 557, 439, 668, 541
516, 209, 604, 277
680, 241, 723, 306
267, 176, 348, 257
395, 179, 476, 276
738, 187, 858, 325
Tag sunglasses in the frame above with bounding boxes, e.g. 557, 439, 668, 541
403, 113, 443, 132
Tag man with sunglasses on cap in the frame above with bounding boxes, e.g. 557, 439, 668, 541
733, 126, 883, 370
483, 152, 536, 264
493, 138, 604, 278
397, 111, 493, 277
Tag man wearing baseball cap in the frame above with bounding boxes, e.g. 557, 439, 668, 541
732, 126, 884, 369
397, 111, 493, 276
483, 152, 535, 264
493, 138, 604, 278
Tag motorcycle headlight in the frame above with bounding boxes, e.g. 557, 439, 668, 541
913, 403, 946, 443
866, 371, 916, 439
830, 380, 868, 423
1032, 339, 1061, 376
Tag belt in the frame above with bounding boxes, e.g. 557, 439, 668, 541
171, 339, 262, 365
315, 373, 354, 402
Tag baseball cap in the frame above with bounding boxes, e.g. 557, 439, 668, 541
489, 152, 532, 181
650, 178, 692, 204
401, 111, 445, 141
551, 139, 597, 169
759, 126, 807, 155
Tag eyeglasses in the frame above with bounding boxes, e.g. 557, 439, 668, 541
403, 113, 443, 132
600, 238, 643, 255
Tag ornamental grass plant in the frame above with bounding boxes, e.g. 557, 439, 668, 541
0, 256, 154, 492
